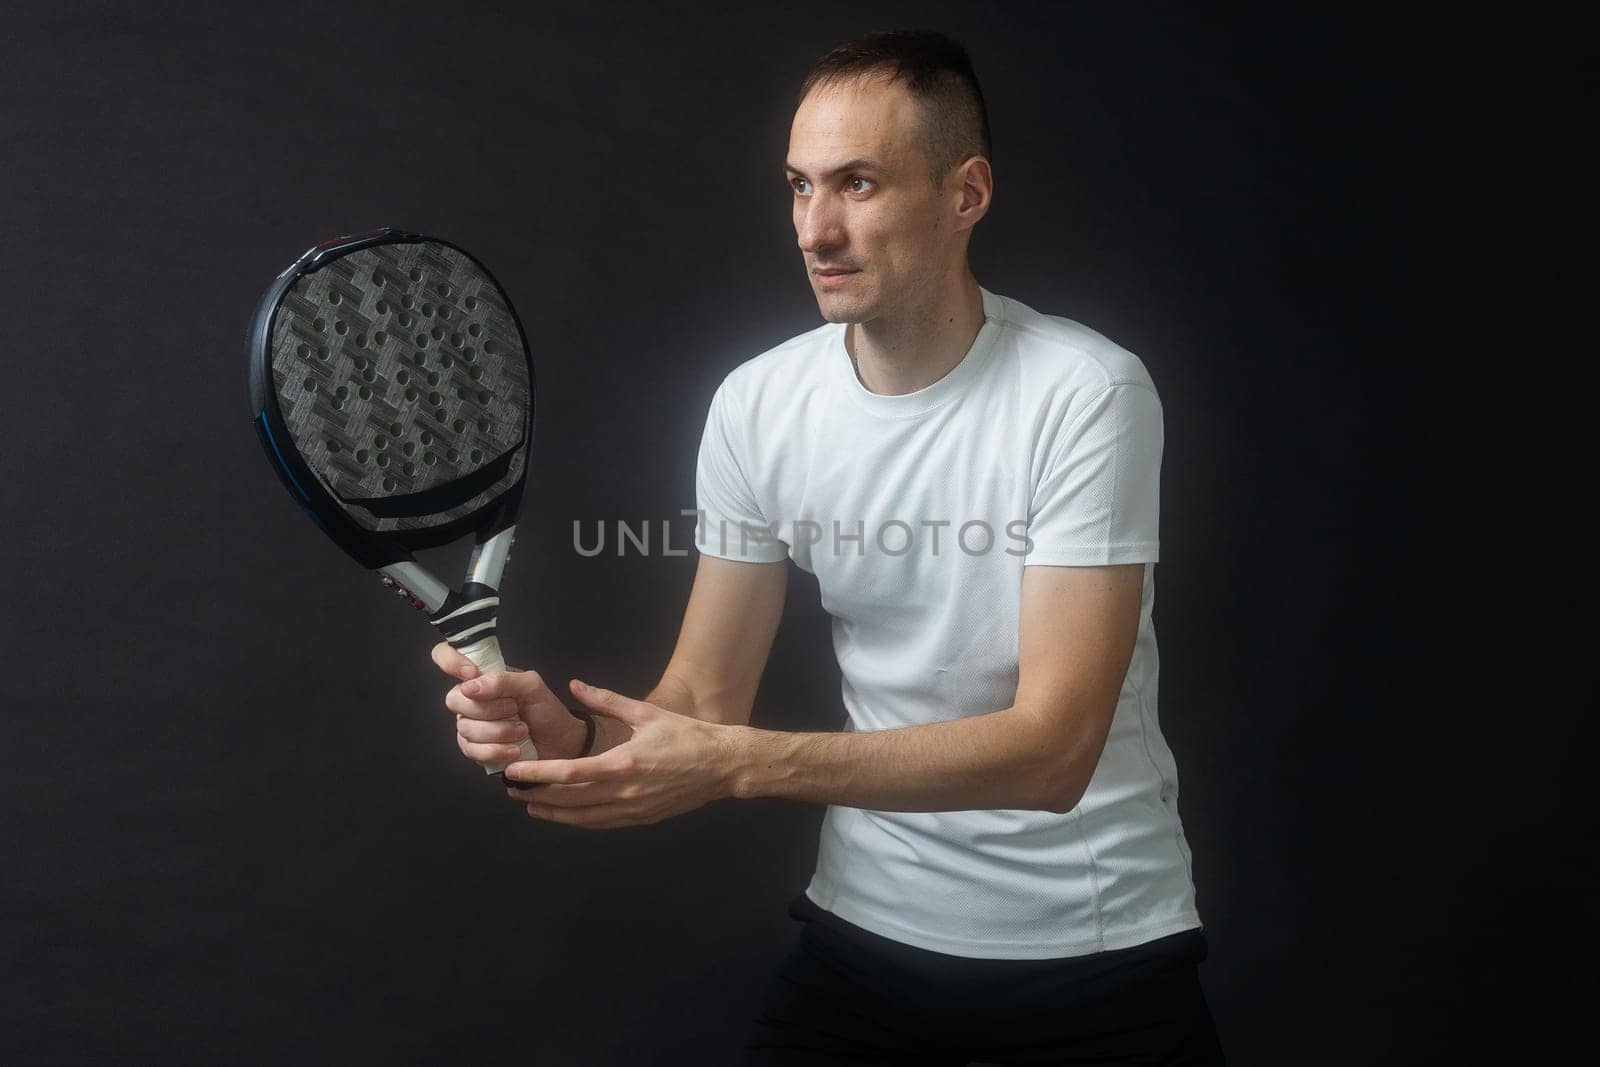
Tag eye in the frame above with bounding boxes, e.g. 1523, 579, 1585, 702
847, 176, 873, 194
790, 176, 810, 194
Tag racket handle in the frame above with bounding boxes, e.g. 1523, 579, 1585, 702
456, 633, 541, 774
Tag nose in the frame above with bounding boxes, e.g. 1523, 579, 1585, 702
796, 192, 846, 258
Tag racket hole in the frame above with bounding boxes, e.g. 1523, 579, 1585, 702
446, 448, 459, 462
401, 295, 414, 309
377, 453, 390, 468
409, 268, 422, 281
376, 300, 389, 314
428, 391, 442, 406
404, 387, 418, 402
478, 391, 490, 404
327, 440, 339, 452
402, 442, 415, 456
421, 302, 434, 316
427, 371, 440, 386
296, 343, 309, 358
457, 386, 468, 400
438, 283, 453, 297
390, 421, 401, 434
335, 386, 348, 399
373, 331, 387, 346
397, 370, 409, 384
402, 462, 415, 476
451, 333, 463, 347
303, 380, 316, 392
430, 327, 444, 341
483, 339, 496, 353
355, 334, 367, 347
382, 477, 396, 491
464, 296, 478, 310
328, 291, 341, 305
362, 368, 375, 382
374, 435, 387, 449
415, 333, 428, 347
467, 366, 482, 381
317, 348, 330, 361
435, 408, 447, 421
334, 321, 348, 335
452, 418, 465, 432
440, 354, 453, 369
463, 347, 476, 362
467, 324, 481, 338
413, 351, 426, 366
470, 449, 482, 463
424, 453, 438, 466
356, 449, 369, 462
358, 386, 372, 400
313, 318, 326, 332
373, 271, 386, 286
420, 431, 434, 445
477, 418, 489, 432
439, 306, 452, 320
398, 313, 413, 327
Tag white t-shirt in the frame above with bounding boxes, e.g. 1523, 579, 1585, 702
695, 285, 1201, 960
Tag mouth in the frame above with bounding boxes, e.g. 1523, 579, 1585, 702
813, 268, 860, 286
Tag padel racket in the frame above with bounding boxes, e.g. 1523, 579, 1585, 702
247, 227, 538, 775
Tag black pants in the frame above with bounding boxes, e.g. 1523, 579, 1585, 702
744, 895, 1225, 1065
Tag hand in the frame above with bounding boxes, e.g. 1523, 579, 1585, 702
431, 642, 596, 770
503, 680, 741, 830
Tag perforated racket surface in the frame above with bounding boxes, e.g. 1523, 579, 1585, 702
248, 228, 538, 773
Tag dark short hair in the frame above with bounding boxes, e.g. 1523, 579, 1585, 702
797, 28, 992, 189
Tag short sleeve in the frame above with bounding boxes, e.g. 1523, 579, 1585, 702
1024, 382, 1162, 566
694, 381, 790, 563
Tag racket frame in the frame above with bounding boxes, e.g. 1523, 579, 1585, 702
247, 227, 540, 773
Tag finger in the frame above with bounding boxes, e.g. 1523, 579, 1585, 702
504, 748, 639, 787
431, 641, 479, 681
458, 732, 527, 768
507, 779, 631, 808
568, 680, 652, 725
445, 686, 520, 721
458, 716, 529, 745
463, 668, 546, 702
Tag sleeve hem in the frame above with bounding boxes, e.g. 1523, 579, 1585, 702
693, 543, 791, 564
1023, 542, 1159, 566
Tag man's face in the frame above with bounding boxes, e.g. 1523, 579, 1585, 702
786, 75, 954, 324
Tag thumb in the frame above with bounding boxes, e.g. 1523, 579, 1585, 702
569, 679, 653, 725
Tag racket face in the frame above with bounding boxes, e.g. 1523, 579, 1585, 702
248, 230, 535, 568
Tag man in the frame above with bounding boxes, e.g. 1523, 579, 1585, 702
434, 28, 1224, 1065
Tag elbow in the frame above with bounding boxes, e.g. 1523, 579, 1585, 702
1032, 766, 1089, 815
1039, 792, 1082, 816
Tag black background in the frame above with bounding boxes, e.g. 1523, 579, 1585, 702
1, 2, 1580, 1064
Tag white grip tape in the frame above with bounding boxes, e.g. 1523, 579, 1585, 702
457, 633, 540, 773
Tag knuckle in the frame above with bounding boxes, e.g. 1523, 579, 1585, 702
615, 755, 639, 775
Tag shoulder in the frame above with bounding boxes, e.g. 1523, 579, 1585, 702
988, 290, 1159, 399
984, 292, 1163, 462
712, 318, 837, 417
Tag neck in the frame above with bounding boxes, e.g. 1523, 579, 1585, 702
846, 271, 985, 396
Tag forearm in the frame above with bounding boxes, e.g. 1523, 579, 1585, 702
727, 707, 1082, 814
585, 671, 743, 756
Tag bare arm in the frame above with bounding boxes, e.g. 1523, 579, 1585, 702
506, 563, 1145, 827
586, 553, 786, 750
725, 563, 1144, 813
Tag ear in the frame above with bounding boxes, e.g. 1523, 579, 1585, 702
954, 155, 993, 228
